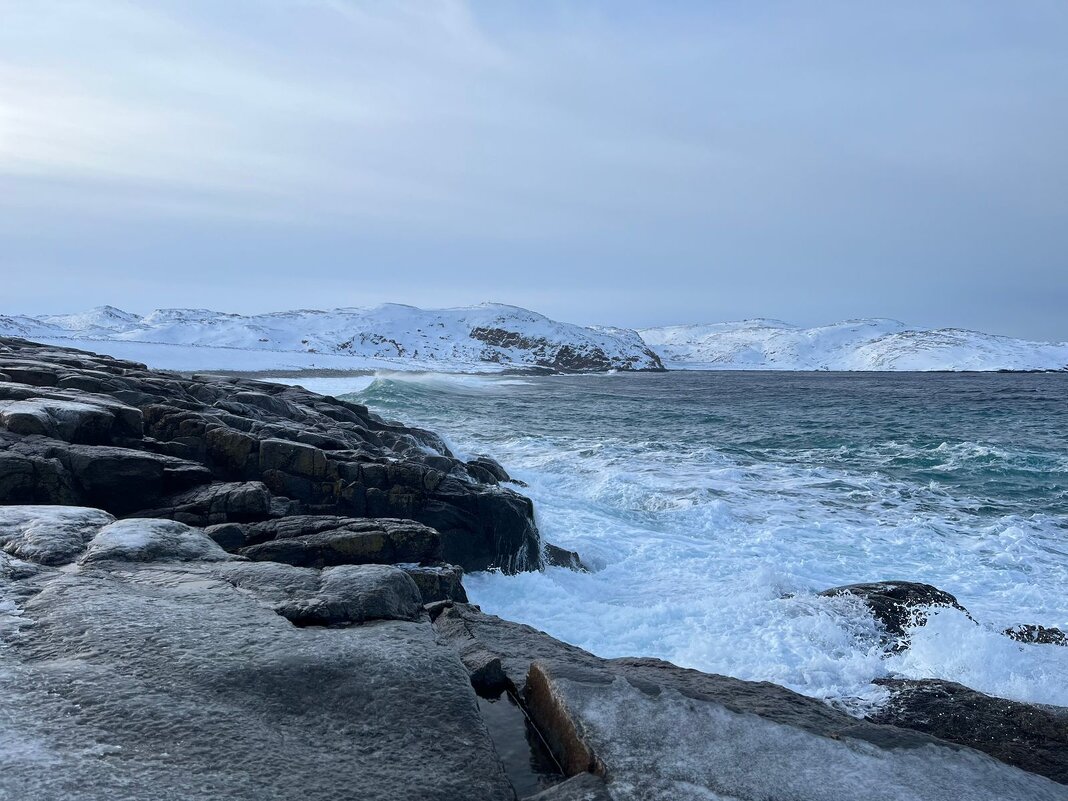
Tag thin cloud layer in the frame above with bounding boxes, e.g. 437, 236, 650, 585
1, 1, 1066, 339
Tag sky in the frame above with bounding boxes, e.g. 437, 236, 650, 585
1, 1, 1066, 340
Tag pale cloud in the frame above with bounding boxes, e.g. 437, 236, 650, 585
0, 1, 1066, 339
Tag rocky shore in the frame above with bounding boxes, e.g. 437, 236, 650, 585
1, 337, 1066, 800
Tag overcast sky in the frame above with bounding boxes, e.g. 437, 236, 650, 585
1, 1, 1066, 340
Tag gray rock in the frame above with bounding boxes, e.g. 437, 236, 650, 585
522, 773, 613, 801
0, 505, 115, 565
399, 561, 468, 603
128, 480, 272, 526
0, 338, 542, 573
436, 604, 1068, 801
0, 561, 515, 801
80, 518, 233, 564
868, 678, 1068, 785
218, 561, 423, 626
239, 516, 441, 567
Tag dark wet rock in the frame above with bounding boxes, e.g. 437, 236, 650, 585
0, 338, 542, 572
400, 561, 468, 603
218, 561, 424, 627
868, 678, 1068, 785
544, 543, 587, 572
204, 521, 247, 550
1004, 624, 1067, 646
522, 772, 613, 801
1, 556, 515, 801
238, 516, 441, 567
129, 481, 272, 526
81, 518, 232, 564
0, 505, 114, 566
820, 580, 969, 643
436, 603, 1067, 801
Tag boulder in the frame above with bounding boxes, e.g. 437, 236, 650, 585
217, 561, 424, 627
544, 543, 587, 572
238, 516, 441, 568
81, 518, 233, 564
0, 505, 114, 566
819, 581, 969, 645
399, 562, 468, 604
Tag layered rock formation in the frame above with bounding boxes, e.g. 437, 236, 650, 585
2, 339, 1067, 800
0, 337, 540, 573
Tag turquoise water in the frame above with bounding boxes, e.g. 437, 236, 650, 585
293, 370, 1068, 711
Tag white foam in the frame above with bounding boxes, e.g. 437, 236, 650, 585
329, 372, 1068, 710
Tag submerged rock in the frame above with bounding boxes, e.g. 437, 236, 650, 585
1004, 623, 1068, 646
820, 580, 969, 645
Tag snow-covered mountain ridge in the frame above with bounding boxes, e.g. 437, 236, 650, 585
0, 304, 664, 373
1, 305, 1065, 372
638, 318, 1068, 371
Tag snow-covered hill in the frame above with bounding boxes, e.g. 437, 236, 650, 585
3, 305, 1065, 373
638, 319, 1068, 371
0, 304, 664, 374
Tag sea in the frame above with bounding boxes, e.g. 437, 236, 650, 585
284, 370, 1068, 714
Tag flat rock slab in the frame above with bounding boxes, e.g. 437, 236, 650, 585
435, 603, 1068, 801
0, 561, 515, 801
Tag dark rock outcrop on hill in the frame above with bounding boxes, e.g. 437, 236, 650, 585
0, 337, 540, 573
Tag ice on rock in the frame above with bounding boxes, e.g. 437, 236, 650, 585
80, 518, 233, 564
0, 506, 115, 566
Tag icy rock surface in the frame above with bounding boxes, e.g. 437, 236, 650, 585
435, 603, 1068, 800
0, 505, 114, 566
0, 526, 514, 801
80, 518, 233, 564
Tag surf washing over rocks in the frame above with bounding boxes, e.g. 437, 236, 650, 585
281, 369, 1068, 712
